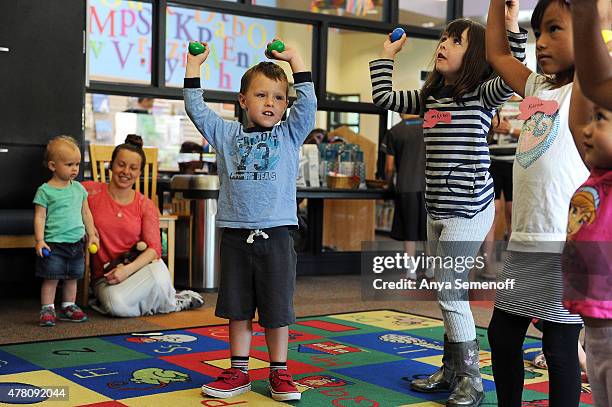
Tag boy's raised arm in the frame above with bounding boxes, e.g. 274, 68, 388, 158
269, 43, 317, 144
183, 42, 228, 150
267, 41, 307, 74
486, 0, 532, 97
185, 43, 209, 79
572, 0, 612, 110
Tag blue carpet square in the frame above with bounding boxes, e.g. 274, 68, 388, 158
335, 330, 444, 359
0, 349, 42, 375
100, 329, 227, 357
51, 357, 213, 399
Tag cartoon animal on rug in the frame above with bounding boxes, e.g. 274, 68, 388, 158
108, 368, 190, 390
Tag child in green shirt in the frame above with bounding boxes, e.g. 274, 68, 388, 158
33, 135, 98, 326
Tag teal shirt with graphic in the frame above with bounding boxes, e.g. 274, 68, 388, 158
33, 181, 88, 243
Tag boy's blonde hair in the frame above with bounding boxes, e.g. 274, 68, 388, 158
240, 62, 289, 95
44, 135, 80, 165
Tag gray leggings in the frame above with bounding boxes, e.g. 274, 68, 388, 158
427, 203, 494, 342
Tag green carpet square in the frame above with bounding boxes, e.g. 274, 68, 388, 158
2, 338, 150, 369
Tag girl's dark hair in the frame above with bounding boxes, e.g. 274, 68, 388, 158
421, 19, 493, 108
305, 128, 328, 145
111, 134, 146, 171
487, 110, 501, 144
531, 0, 574, 87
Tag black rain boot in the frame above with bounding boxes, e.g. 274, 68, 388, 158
411, 335, 456, 393
446, 339, 484, 407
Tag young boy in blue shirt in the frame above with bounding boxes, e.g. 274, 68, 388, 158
184, 40, 316, 402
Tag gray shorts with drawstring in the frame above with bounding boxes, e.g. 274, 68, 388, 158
215, 226, 297, 328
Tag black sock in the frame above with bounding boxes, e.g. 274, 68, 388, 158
231, 356, 249, 373
270, 361, 287, 372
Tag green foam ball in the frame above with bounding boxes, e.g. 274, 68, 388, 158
189, 42, 205, 56
267, 40, 285, 54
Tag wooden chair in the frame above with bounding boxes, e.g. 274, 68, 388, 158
83, 144, 177, 305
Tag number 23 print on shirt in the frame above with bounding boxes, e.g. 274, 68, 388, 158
229, 132, 281, 181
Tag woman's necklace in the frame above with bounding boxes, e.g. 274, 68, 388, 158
108, 188, 133, 218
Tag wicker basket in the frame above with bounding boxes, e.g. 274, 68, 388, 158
327, 174, 360, 190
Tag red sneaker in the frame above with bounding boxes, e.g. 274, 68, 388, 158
39, 307, 56, 327
201, 368, 251, 398
58, 304, 88, 323
269, 370, 301, 401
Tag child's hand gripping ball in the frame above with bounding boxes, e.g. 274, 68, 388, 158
188, 42, 206, 56
390, 28, 405, 43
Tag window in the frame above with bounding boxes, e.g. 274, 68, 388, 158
327, 93, 361, 134
327, 29, 383, 104
165, 4, 313, 91
462, 0, 539, 72
85, 93, 235, 171
399, 0, 447, 29
327, 28, 438, 104
254, 0, 384, 21
88, 0, 153, 84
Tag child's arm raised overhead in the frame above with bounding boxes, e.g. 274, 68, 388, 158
268, 41, 317, 145
569, 74, 595, 169
369, 33, 422, 115
572, 0, 612, 110
487, 0, 532, 97
481, 1, 528, 110
183, 42, 235, 151
267, 40, 306, 74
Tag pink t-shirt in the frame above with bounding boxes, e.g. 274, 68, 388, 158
83, 181, 162, 282
563, 169, 612, 319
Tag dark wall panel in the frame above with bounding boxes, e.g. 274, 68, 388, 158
0, 145, 48, 209
0, 0, 85, 146
0, 0, 85, 212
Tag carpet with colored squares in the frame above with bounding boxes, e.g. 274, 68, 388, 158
0, 310, 593, 406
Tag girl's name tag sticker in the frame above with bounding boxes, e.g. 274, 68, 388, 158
518, 96, 559, 120
423, 109, 452, 128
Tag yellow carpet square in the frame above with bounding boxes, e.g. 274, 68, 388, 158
330, 310, 444, 330
206, 356, 269, 370
121, 387, 293, 406
0, 370, 110, 406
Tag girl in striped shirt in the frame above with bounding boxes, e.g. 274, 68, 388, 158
369, 5, 526, 407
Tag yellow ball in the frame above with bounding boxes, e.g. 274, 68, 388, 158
89, 243, 98, 254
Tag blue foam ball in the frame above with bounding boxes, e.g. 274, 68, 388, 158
390, 27, 405, 42
42, 248, 50, 257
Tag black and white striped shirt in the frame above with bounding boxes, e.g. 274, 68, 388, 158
370, 30, 527, 219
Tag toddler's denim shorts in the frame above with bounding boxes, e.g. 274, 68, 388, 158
35, 240, 85, 280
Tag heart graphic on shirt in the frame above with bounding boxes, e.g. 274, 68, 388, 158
516, 111, 559, 168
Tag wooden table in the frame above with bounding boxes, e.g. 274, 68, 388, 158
296, 187, 392, 275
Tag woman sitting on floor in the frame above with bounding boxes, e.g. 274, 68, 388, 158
83, 134, 203, 317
